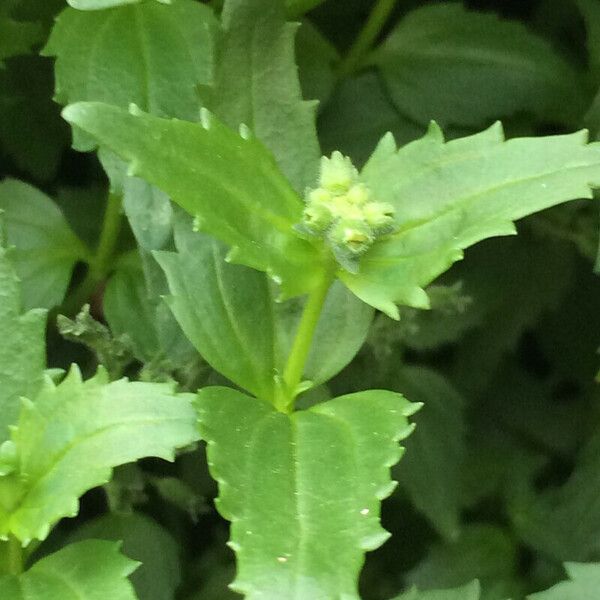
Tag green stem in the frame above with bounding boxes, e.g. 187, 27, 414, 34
337, 0, 397, 79
7, 536, 23, 575
279, 272, 334, 412
63, 192, 123, 316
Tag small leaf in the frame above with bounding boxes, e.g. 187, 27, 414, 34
0, 242, 46, 445
63, 101, 325, 298
70, 512, 180, 600
0, 179, 89, 310
528, 562, 600, 599
197, 386, 418, 599
0, 366, 199, 543
344, 123, 600, 318
374, 3, 586, 128
0, 540, 138, 600
211, 0, 320, 192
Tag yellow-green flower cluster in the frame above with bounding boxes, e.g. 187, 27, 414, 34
297, 151, 396, 273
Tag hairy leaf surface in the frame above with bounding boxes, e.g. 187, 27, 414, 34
0, 366, 198, 542
0, 179, 88, 309
374, 3, 586, 127
0, 244, 46, 445
345, 124, 600, 317
197, 387, 418, 599
0, 540, 138, 599
63, 101, 325, 297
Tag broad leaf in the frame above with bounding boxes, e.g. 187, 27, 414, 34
0, 243, 46, 445
0, 540, 138, 599
197, 386, 418, 599
44, 0, 216, 129
374, 3, 586, 128
528, 563, 600, 599
70, 512, 180, 600
344, 123, 600, 318
406, 525, 521, 600
0, 366, 198, 542
157, 214, 372, 400
391, 367, 466, 540
392, 581, 481, 600
0, 15, 41, 66
63, 102, 325, 298
156, 227, 282, 401
210, 0, 320, 192
0, 179, 89, 309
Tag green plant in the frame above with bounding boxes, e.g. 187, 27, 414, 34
2, 0, 600, 598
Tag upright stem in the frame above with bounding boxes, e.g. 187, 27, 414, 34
337, 0, 397, 79
7, 537, 23, 575
279, 272, 333, 412
63, 192, 123, 315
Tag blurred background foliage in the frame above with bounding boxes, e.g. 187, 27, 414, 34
2, 0, 600, 598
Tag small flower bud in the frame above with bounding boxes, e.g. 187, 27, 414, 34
306, 187, 333, 205
346, 183, 371, 206
328, 219, 374, 256
301, 202, 333, 235
319, 151, 358, 193
363, 202, 396, 235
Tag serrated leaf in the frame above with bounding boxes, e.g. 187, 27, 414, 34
391, 367, 466, 540
528, 563, 600, 599
197, 386, 418, 599
0, 15, 42, 66
0, 244, 46, 445
157, 213, 372, 400
62, 101, 325, 298
343, 123, 600, 318
44, 0, 216, 134
210, 0, 320, 192
0, 179, 89, 309
406, 524, 521, 600
0, 540, 138, 599
70, 512, 180, 600
0, 366, 198, 543
374, 3, 586, 128
392, 581, 481, 600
